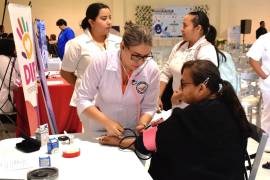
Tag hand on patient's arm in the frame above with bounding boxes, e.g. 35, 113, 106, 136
171, 90, 183, 106
83, 106, 124, 137
60, 69, 77, 85
136, 114, 152, 134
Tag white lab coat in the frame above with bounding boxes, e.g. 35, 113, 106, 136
76, 50, 160, 135
62, 29, 121, 106
160, 36, 218, 91
247, 32, 270, 148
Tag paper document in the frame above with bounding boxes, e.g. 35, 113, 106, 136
47, 80, 64, 85
153, 109, 172, 121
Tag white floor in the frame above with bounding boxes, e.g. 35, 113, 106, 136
248, 138, 270, 179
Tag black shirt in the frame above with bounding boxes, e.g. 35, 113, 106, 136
256, 27, 267, 39
136, 99, 247, 180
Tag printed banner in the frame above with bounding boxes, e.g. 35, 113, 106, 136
36, 19, 49, 70
152, 7, 191, 37
34, 19, 58, 134
227, 26, 241, 48
8, 3, 39, 135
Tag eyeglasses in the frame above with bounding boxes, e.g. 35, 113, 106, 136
180, 80, 193, 90
130, 52, 153, 62
180, 77, 210, 90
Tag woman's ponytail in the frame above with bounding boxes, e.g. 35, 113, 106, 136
80, 17, 89, 30
218, 80, 251, 138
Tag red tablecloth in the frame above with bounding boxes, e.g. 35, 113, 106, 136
14, 77, 82, 136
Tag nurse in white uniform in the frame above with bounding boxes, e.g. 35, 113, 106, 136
159, 11, 218, 109
61, 3, 121, 106
247, 32, 270, 151
76, 22, 160, 137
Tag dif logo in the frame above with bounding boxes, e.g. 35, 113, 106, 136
16, 17, 35, 85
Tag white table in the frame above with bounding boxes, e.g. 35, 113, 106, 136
0, 134, 153, 180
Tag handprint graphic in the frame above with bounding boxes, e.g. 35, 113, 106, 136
16, 17, 33, 59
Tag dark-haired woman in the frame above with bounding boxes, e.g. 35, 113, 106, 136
76, 22, 159, 137
100, 60, 250, 180
61, 3, 121, 107
159, 11, 218, 109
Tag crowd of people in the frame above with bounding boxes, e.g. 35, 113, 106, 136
1, 1, 269, 179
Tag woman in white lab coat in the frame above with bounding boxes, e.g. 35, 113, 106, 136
159, 11, 218, 109
76, 21, 160, 137
61, 3, 121, 106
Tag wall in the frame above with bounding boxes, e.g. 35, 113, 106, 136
0, 0, 113, 36
219, 0, 270, 44
1, 0, 270, 44
116, 0, 221, 31
0, 0, 221, 36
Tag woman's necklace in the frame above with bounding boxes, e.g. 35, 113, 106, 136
120, 61, 132, 85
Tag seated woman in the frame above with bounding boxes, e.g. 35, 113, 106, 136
100, 60, 250, 180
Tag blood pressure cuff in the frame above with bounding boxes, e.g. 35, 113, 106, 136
135, 126, 158, 154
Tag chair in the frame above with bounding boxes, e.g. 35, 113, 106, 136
236, 55, 253, 72
244, 123, 268, 180
239, 72, 262, 127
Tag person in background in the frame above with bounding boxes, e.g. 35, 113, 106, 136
247, 32, 270, 154
158, 11, 218, 109
1, 33, 8, 39
7, 33, 13, 40
49, 34, 57, 43
56, 18, 75, 59
100, 60, 250, 180
256, 21, 267, 39
76, 21, 159, 137
61, 2, 121, 107
0, 39, 19, 114
206, 25, 240, 93
47, 34, 58, 57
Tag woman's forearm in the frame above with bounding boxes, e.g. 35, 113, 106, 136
249, 59, 268, 79
139, 113, 152, 127
60, 69, 77, 85
159, 81, 167, 97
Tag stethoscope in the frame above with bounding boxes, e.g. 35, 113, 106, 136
119, 128, 152, 160
119, 51, 150, 122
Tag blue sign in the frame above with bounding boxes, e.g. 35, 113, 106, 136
36, 19, 48, 69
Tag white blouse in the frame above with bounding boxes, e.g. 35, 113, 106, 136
61, 29, 121, 105
160, 36, 218, 91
